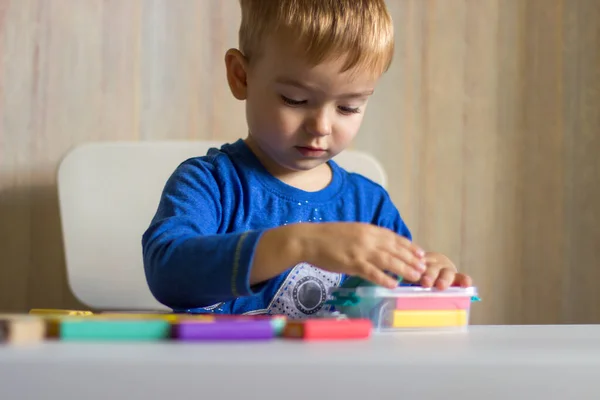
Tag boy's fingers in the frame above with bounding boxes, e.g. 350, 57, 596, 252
389, 246, 427, 272
371, 250, 424, 282
387, 260, 422, 283
419, 262, 455, 287
452, 273, 472, 287
434, 268, 456, 289
362, 264, 398, 289
419, 264, 441, 288
395, 236, 425, 258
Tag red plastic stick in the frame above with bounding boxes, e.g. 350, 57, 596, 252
283, 318, 372, 340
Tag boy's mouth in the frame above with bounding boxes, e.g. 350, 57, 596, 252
295, 146, 326, 157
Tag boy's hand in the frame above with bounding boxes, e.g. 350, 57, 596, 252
252, 224, 472, 291
297, 222, 427, 289
417, 252, 472, 289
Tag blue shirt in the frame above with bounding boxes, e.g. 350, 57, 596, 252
142, 139, 412, 317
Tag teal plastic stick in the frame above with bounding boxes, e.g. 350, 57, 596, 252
60, 319, 171, 341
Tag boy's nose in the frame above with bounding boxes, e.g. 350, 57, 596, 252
306, 109, 332, 137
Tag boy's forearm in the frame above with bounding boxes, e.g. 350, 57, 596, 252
249, 224, 311, 285
143, 229, 265, 309
144, 223, 315, 308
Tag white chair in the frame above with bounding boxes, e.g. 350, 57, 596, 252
57, 141, 388, 311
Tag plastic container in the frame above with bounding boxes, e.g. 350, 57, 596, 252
324, 286, 479, 332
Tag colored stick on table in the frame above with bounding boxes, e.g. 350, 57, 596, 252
392, 310, 468, 328
283, 318, 372, 340
394, 297, 472, 310
174, 320, 275, 341
58, 319, 171, 341
29, 309, 94, 316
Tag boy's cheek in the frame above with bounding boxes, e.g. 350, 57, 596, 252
334, 120, 362, 143
272, 110, 306, 133
248, 103, 287, 134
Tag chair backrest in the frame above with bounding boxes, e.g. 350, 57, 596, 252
57, 141, 387, 311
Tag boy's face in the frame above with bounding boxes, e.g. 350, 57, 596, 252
226, 35, 380, 176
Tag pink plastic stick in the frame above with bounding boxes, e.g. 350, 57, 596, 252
395, 296, 471, 310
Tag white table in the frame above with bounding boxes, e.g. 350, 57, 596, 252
1, 325, 599, 400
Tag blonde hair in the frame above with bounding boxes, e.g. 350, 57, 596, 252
238, 0, 394, 76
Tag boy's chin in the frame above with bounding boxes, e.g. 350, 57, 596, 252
284, 157, 331, 172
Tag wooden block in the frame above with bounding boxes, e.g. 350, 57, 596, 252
391, 310, 468, 328
28, 315, 85, 338
283, 318, 372, 340
0, 315, 46, 344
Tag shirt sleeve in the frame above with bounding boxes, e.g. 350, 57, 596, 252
141, 159, 266, 310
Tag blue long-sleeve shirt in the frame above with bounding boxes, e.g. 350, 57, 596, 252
142, 139, 412, 317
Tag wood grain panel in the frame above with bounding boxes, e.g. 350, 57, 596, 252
519, 0, 566, 324
490, 0, 527, 325
1, 0, 46, 312
562, 0, 600, 323
0, 0, 598, 325
459, 0, 508, 325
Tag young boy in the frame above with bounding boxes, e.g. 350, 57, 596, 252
142, 0, 472, 317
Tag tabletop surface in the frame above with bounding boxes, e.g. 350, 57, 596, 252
2, 324, 600, 364
1, 324, 600, 399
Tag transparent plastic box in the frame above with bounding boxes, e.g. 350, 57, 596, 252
324, 286, 479, 332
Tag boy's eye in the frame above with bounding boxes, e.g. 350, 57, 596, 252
281, 95, 306, 106
338, 106, 361, 115
280, 95, 361, 115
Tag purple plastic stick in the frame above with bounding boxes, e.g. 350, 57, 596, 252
175, 320, 274, 341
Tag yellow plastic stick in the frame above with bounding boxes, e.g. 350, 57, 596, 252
392, 309, 467, 328
29, 309, 94, 316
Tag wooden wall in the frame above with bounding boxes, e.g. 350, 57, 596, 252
0, 0, 598, 325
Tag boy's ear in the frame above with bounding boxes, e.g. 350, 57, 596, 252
225, 49, 249, 100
